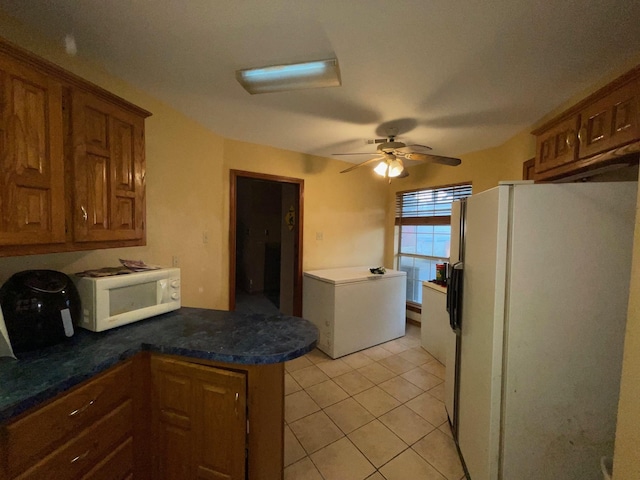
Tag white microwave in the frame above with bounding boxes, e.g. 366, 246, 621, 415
74, 268, 181, 332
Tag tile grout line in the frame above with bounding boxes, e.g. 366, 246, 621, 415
284, 327, 464, 479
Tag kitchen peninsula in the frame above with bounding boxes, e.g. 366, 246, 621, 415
0, 308, 318, 480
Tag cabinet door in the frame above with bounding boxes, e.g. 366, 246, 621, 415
522, 158, 535, 180
577, 79, 640, 159
0, 52, 65, 246
534, 116, 579, 175
151, 356, 247, 480
72, 91, 145, 242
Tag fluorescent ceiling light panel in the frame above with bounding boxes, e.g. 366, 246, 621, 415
236, 58, 341, 94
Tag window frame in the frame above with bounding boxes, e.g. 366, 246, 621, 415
395, 182, 472, 306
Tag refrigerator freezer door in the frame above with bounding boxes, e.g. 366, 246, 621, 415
457, 186, 510, 480
445, 200, 464, 429
444, 325, 457, 424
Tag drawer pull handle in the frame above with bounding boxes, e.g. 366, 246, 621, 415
81, 205, 88, 222
68, 399, 95, 417
234, 392, 239, 417
70, 449, 91, 464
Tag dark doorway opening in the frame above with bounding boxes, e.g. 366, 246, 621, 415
229, 170, 303, 316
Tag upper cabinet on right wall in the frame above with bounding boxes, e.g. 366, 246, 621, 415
532, 66, 640, 181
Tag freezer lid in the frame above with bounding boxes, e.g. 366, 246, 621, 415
303, 266, 406, 284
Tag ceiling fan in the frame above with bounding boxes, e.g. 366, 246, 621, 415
335, 132, 461, 180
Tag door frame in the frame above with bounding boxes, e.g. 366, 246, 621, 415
229, 169, 304, 316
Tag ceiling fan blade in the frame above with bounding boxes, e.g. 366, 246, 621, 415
333, 152, 378, 156
404, 152, 462, 166
340, 157, 383, 173
395, 144, 433, 154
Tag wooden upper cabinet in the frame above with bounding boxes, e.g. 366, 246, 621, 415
0, 51, 65, 246
577, 78, 640, 159
534, 116, 580, 175
0, 37, 150, 256
71, 92, 145, 242
532, 66, 640, 181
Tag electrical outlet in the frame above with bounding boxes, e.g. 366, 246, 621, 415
316, 232, 323, 241
172, 255, 179, 267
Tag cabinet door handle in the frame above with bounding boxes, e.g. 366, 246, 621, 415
70, 448, 91, 464
81, 205, 88, 222
578, 126, 587, 145
68, 398, 95, 417
566, 130, 576, 148
234, 392, 239, 417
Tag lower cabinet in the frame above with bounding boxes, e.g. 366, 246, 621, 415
0, 358, 138, 480
150, 356, 247, 480
0, 353, 285, 480
149, 354, 285, 480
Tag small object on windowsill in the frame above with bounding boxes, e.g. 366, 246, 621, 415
369, 267, 386, 275
429, 279, 447, 287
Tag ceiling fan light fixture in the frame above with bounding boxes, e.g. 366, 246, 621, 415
387, 159, 404, 177
374, 161, 389, 177
236, 58, 341, 94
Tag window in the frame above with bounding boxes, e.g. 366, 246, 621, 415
396, 183, 472, 304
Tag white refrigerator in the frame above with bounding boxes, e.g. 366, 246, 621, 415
303, 267, 406, 358
445, 181, 637, 480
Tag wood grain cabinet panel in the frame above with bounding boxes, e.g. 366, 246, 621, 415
534, 116, 580, 175
0, 360, 137, 480
577, 78, 640, 159
5, 360, 133, 478
532, 66, 640, 181
71, 92, 145, 243
0, 50, 65, 246
150, 356, 248, 480
15, 400, 132, 480
0, 37, 150, 256
79, 437, 134, 480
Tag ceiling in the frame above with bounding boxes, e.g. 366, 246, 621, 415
1, 1, 640, 165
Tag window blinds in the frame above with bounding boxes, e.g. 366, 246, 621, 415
395, 183, 472, 225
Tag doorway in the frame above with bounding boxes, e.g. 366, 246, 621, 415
229, 170, 303, 316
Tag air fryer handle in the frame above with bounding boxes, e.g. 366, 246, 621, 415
447, 262, 463, 331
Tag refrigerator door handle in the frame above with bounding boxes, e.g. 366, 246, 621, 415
448, 262, 463, 331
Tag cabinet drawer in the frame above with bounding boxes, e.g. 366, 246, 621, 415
6, 361, 133, 476
79, 436, 133, 480
15, 399, 132, 480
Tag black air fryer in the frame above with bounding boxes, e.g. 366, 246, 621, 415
0, 270, 81, 354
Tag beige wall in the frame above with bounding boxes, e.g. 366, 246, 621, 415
0, 12, 387, 310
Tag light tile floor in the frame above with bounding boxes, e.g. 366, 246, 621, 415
284, 324, 467, 480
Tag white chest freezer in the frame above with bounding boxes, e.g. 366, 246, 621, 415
303, 266, 407, 358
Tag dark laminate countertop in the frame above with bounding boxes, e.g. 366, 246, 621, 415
0, 307, 318, 422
